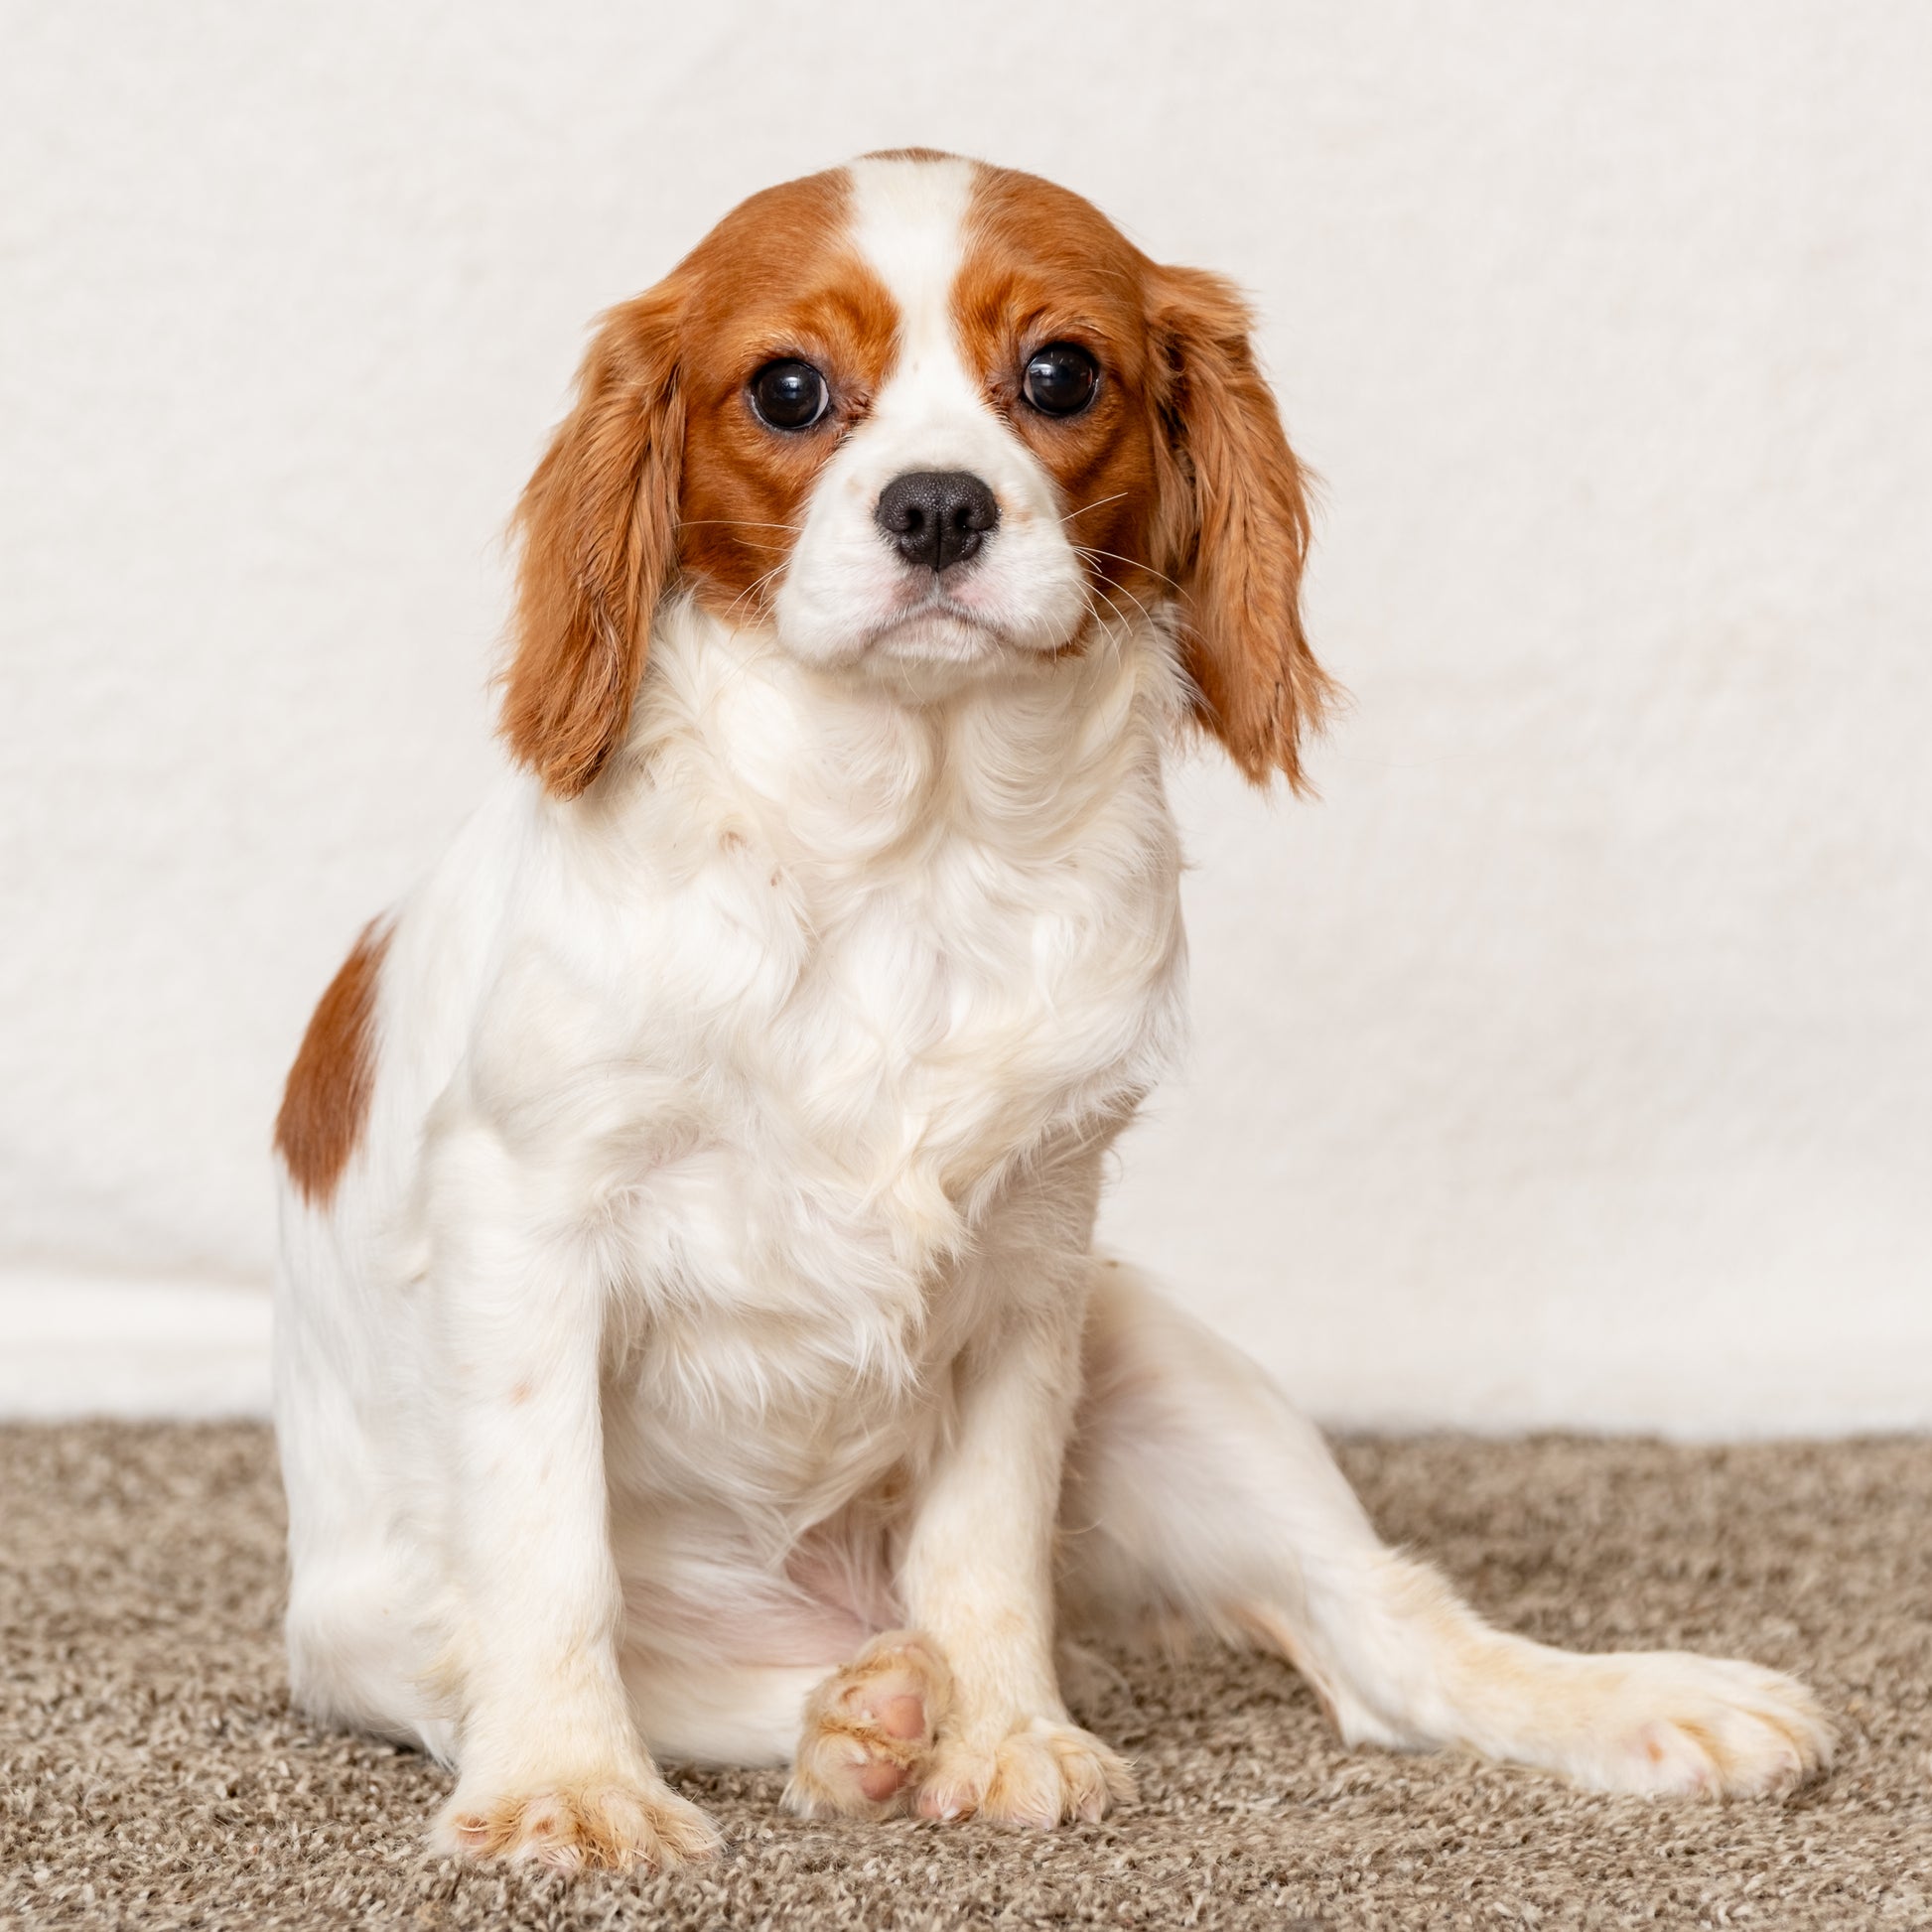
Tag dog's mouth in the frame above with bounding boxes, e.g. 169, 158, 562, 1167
860, 588, 1006, 667
857, 566, 1097, 674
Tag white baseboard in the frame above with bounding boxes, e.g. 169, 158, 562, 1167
0, 1272, 272, 1420
1, 1270, 1922, 1437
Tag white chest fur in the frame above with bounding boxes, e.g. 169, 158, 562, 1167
458, 604, 1192, 1526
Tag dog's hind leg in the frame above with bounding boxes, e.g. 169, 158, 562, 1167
277, 1339, 456, 1761
1059, 1261, 1832, 1797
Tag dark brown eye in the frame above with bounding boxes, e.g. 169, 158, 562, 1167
750, 359, 828, 431
1022, 343, 1099, 417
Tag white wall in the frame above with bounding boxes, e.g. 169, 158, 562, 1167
3, 1, 1927, 1430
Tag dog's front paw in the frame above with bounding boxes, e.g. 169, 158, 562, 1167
914, 1717, 1135, 1827
432, 1772, 722, 1871
785, 1629, 953, 1820
1563, 1653, 1834, 1797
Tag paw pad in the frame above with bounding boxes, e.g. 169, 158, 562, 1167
784, 1631, 953, 1820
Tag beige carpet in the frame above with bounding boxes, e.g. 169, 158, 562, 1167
2, 1425, 1927, 1930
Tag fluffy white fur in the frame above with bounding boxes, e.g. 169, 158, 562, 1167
274, 155, 1831, 1872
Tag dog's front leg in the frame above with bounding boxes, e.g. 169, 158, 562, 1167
421, 1124, 720, 1871
897, 1170, 1135, 1828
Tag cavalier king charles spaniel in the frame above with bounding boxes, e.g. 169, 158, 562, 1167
273, 151, 1830, 1871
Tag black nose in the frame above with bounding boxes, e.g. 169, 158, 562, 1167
874, 470, 1000, 573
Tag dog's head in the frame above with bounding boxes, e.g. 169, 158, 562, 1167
502, 151, 1332, 797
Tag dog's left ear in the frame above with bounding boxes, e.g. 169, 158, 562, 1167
499, 282, 685, 799
1147, 265, 1335, 791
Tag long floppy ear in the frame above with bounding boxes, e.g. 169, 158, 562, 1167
499, 284, 684, 798
1148, 265, 1335, 790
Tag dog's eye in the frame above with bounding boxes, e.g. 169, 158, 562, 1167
1021, 343, 1100, 417
749, 359, 829, 431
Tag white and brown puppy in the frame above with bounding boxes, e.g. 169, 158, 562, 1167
273, 151, 1830, 1872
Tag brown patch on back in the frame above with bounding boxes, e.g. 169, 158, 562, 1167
274, 918, 391, 1206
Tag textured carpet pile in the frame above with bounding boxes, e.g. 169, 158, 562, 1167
2, 1425, 1927, 1929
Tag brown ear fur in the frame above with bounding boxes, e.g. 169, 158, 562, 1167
499, 285, 685, 798
1148, 266, 1335, 790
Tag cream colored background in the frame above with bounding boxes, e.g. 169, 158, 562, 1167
3, 2, 1927, 1428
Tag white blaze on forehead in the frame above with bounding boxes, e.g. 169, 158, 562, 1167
846, 155, 979, 415
772, 153, 1090, 670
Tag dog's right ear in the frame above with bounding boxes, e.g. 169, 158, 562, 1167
499, 283, 685, 799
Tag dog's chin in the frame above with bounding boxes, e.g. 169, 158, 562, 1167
870, 609, 1001, 665
852, 604, 1077, 699
766, 582, 1088, 698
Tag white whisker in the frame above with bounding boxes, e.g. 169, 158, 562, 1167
1058, 491, 1129, 524
1071, 544, 1181, 594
